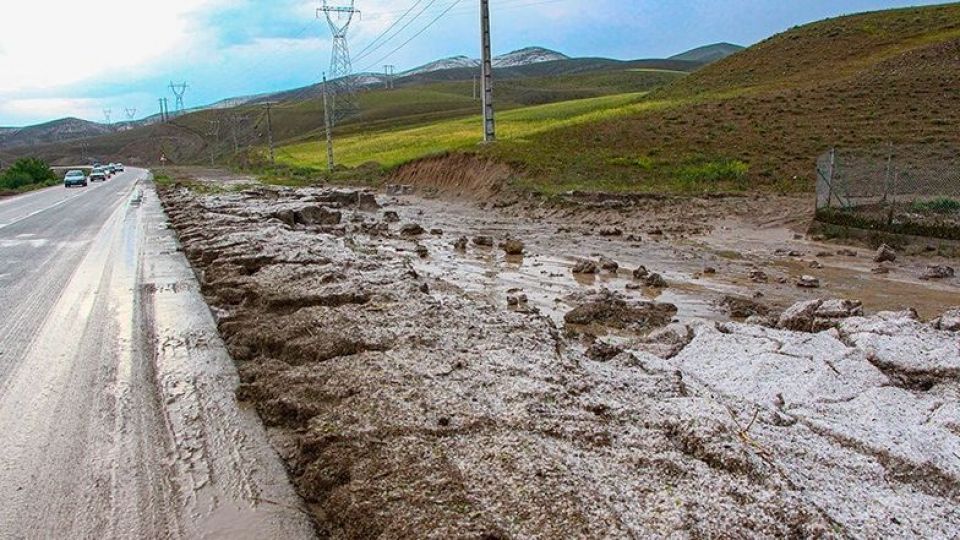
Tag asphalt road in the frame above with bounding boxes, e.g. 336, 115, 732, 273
0, 170, 314, 539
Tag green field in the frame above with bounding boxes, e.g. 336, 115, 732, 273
276, 92, 672, 169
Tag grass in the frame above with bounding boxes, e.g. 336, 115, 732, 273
276, 92, 672, 169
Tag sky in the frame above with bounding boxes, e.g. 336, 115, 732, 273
0, 0, 950, 126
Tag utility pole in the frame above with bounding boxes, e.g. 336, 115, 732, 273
169, 82, 188, 115
159, 98, 168, 122
318, 0, 360, 125
473, 75, 478, 100
103, 108, 112, 125
383, 65, 395, 89
206, 118, 221, 166
229, 113, 249, 154
322, 74, 335, 171
264, 103, 275, 165
479, 0, 496, 142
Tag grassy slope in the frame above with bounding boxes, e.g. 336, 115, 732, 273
486, 4, 960, 193
278, 3, 960, 194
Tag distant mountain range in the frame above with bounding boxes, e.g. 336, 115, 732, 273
0, 43, 742, 153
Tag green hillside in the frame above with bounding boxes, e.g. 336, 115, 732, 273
271, 3, 960, 194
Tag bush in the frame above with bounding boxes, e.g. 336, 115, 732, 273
911, 197, 960, 214
676, 158, 749, 186
0, 157, 57, 190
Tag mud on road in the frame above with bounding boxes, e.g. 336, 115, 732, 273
158, 180, 960, 538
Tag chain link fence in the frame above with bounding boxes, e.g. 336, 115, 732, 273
815, 145, 960, 240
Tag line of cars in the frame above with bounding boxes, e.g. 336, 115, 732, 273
63, 163, 125, 188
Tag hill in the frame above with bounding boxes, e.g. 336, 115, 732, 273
402, 47, 570, 76
669, 42, 744, 63
0, 118, 114, 151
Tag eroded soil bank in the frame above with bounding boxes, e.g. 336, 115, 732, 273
157, 179, 960, 538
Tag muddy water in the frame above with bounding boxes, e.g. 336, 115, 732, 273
377, 195, 958, 325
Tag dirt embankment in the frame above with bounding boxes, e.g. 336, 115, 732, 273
158, 182, 960, 538
387, 153, 515, 199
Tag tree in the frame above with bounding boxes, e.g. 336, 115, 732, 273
0, 157, 56, 190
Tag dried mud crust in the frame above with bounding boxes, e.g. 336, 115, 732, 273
158, 184, 960, 539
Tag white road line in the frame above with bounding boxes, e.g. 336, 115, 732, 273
0, 180, 122, 231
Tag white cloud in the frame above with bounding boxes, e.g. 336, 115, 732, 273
0, 97, 110, 121
0, 0, 226, 94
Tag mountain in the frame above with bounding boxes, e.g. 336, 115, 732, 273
493, 46, 569, 68
403, 47, 570, 76
669, 42, 744, 64
0, 118, 115, 151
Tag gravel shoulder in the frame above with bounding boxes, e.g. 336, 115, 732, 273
158, 180, 960, 538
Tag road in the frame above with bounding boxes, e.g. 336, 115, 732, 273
0, 170, 314, 539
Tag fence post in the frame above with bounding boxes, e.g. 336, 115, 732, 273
826, 147, 836, 208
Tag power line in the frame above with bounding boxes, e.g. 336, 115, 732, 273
358, 0, 465, 73
353, 0, 438, 64
353, 0, 424, 59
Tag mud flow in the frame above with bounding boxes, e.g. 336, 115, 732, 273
159, 180, 960, 538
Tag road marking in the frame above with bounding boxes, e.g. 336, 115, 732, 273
0, 180, 119, 231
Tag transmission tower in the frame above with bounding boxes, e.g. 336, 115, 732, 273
103, 108, 112, 125
384, 65, 395, 89
124, 108, 137, 121
169, 82, 188, 115
317, 0, 360, 125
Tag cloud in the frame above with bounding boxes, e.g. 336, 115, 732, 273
0, 0, 226, 94
0, 97, 110, 122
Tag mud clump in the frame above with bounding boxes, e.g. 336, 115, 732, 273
453, 236, 468, 251
921, 265, 954, 280
719, 295, 770, 319
501, 238, 524, 255
472, 235, 494, 247
874, 244, 897, 263
644, 272, 668, 288
572, 259, 598, 274
564, 289, 677, 331
400, 223, 425, 236
777, 298, 863, 332
598, 256, 619, 272
296, 205, 341, 226
382, 210, 400, 223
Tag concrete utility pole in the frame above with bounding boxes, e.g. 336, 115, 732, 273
479, 0, 496, 142
159, 98, 169, 122
383, 65, 395, 89
318, 0, 360, 125
103, 108, 112, 125
207, 119, 221, 166
264, 103, 276, 165
169, 82, 188, 115
473, 75, 478, 100
322, 74, 335, 172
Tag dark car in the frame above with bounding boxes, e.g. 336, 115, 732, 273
64, 170, 87, 188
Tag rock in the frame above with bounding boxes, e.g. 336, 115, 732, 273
625, 283, 641, 290
599, 256, 619, 272
749, 270, 769, 283
932, 308, 960, 331
572, 259, 598, 274
597, 226, 623, 237
400, 223, 425, 236
272, 209, 296, 227
357, 192, 380, 211
809, 261, 823, 269
418, 282, 430, 294
816, 251, 833, 257
564, 290, 677, 330
745, 315, 778, 327
645, 273, 667, 288
719, 295, 770, 319
632, 266, 649, 279
295, 205, 341, 226
415, 244, 429, 258
920, 265, 955, 280
836, 248, 858, 257
501, 239, 525, 255
385, 184, 413, 195
586, 340, 624, 361
429, 228, 443, 236
871, 265, 890, 275
703, 266, 717, 275
382, 210, 400, 223
506, 293, 528, 306
874, 244, 896, 263
778, 298, 862, 332
453, 236, 468, 251
796, 275, 821, 288
472, 235, 494, 247
775, 248, 802, 257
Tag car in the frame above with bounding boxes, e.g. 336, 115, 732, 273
106, 164, 116, 176
90, 167, 107, 182
115, 163, 125, 172
64, 170, 87, 188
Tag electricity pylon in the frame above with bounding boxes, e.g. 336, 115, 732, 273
103, 108, 112, 124
124, 108, 137, 121
317, 0, 360, 125
384, 65, 395, 89
169, 82, 188, 115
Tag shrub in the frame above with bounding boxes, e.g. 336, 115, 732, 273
676, 159, 749, 186
0, 157, 57, 190
910, 197, 960, 214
